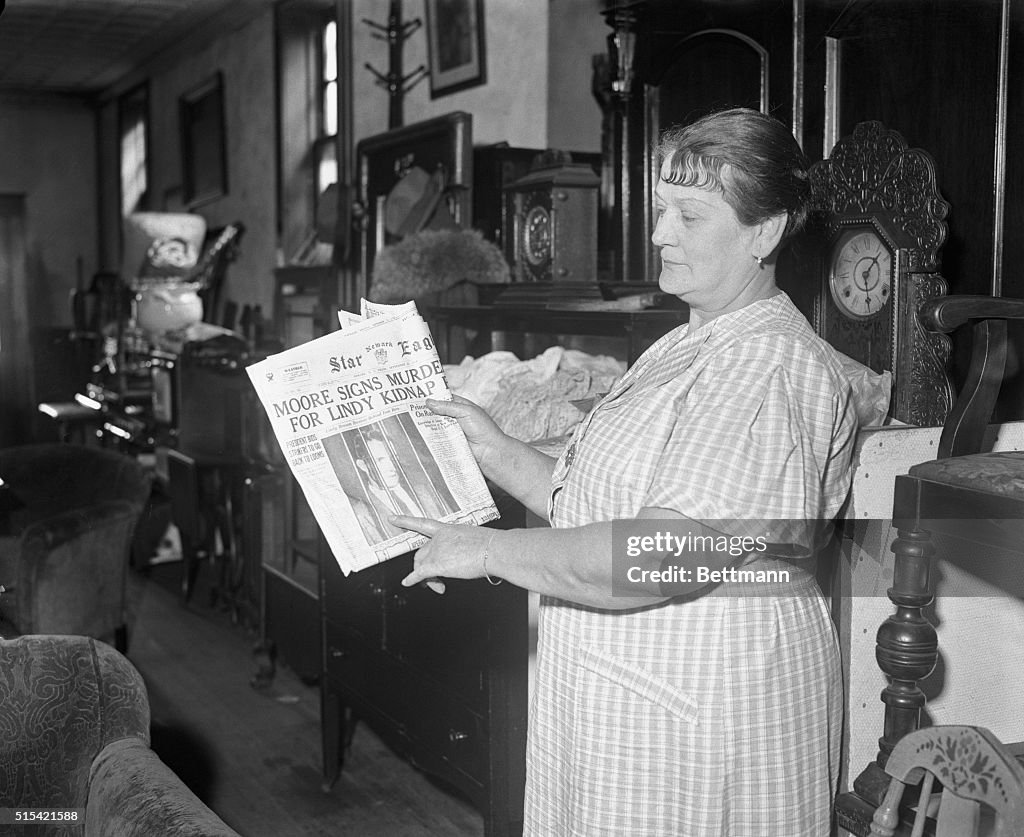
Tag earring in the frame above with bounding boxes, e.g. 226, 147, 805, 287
754, 255, 764, 268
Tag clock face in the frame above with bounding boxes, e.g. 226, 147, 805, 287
523, 205, 552, 266
829, 229, 894, 320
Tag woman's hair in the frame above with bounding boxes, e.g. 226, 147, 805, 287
658, 108, 811, 241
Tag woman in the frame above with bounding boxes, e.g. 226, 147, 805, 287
395, 108, 857, 836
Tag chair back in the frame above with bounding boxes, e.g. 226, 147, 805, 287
870, 725, 1024, 837
0, 443, 150, 521
0, 636, 149, 813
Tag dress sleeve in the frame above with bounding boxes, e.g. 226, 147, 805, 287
641, 343, 832, 550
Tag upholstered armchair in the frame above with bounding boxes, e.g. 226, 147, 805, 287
0, 444, 152, 651
0, 635, 240, 836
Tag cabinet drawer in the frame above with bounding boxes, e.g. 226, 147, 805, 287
322, 557, 391, 645
406, 690, 487, 790
325, 622, 488, 788
324, 623, 407, 727
324, 555, 526, 703
388, 578, 493, 700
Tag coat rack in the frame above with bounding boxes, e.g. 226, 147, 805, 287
363, 0, 427, 129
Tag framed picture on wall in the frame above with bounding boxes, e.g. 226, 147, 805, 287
424, 0, 486, 98
180, 72, 228, 208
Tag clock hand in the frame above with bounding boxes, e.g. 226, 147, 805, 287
858, 253, 882, 290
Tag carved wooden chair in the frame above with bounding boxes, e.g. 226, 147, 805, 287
870, 725, 1024, 837
837, 295, 1024, 833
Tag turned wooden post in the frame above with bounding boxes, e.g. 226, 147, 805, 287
853, 526, 938, 804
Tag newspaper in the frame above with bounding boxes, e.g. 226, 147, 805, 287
246, 299, 498, 575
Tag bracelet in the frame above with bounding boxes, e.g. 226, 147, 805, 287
482, 532, 502, 586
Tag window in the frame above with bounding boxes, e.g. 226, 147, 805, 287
119, 84, 149, 216
276, 0, 341, 261
314, 18, 338, 201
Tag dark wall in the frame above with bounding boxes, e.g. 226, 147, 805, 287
629, 0, 1023, 418
810, 0, 1023, 417
820, 0, 1003, 298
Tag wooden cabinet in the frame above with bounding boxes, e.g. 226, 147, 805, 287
262, 514, 321, 682
426, 304, 686, 366
320, 493, 529, 837
262, 265, 339, 681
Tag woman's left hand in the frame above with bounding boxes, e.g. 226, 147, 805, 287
391, 515, 494, 593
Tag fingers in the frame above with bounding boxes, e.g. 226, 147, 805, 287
400, 549, 445, 592
389, 514, 443, 537
400, 559, 445, 593
426, 395, 481, 416
448, 393, 480, 407
424, 398, 467, 419
392, 515, 444, 592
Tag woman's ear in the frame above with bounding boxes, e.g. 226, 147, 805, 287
755, 212, 788, 259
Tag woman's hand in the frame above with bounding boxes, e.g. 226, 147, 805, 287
425, 395, 508, 477
428, 394, 558, 519
392, 514, 495, 592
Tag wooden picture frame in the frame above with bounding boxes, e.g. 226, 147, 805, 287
180, 72, 228, 208
355, 112, 473, 299
424, 0, 486, 99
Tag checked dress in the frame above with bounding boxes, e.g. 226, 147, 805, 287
524, 293, 858, 836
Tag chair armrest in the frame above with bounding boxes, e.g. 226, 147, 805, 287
921, 294, 1024, 333
919, 294, 1024, 457
87, 738, 241, 837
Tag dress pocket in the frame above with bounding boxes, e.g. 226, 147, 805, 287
566, 646, 708, 834
578, 644, 699, 725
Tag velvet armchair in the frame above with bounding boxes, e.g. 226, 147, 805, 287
0, 634, 241, 836
0, 444, 152, 651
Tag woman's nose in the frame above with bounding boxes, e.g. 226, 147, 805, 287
652, 212, 674, 247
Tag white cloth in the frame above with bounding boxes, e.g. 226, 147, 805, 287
525, 293, 858, 836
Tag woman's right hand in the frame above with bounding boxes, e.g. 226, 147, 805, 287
425, 395, 508, 476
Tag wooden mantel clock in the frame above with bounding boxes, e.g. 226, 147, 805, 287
809, 121, 954, 426
503, 150, 600, 283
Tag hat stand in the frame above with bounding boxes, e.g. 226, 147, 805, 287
363, 0, 428, 129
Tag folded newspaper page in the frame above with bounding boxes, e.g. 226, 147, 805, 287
247, 299, 498, 575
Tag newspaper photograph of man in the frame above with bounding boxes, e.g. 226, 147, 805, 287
322, 414, 457, 545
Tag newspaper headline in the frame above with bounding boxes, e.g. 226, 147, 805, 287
247, 300, 498, 575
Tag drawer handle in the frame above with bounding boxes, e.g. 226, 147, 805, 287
329, 647, 346, 659
448, 729, 469, 743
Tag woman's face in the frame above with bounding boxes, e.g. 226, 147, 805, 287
367, 438, 400, 489
652, 160, 763, 314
